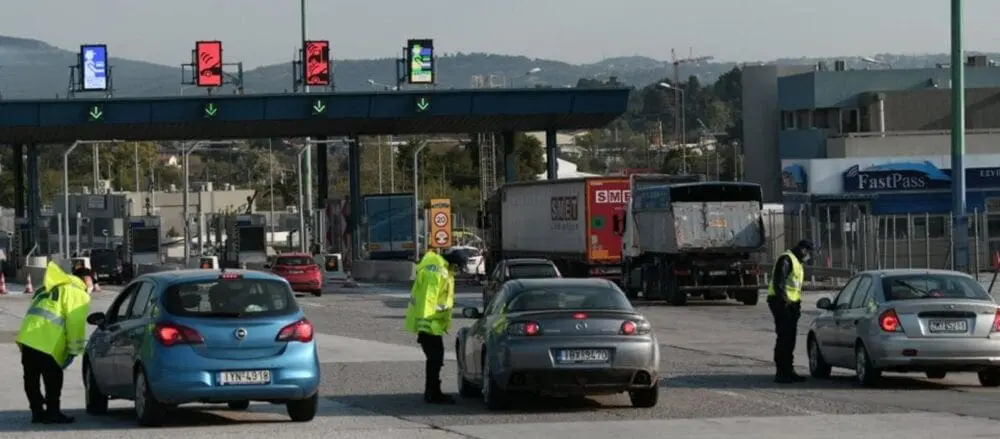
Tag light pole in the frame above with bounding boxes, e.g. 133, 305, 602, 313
950, 0, 968, 271
658, 82, 687, 173
181, 140, 226, 266
377, 135, 383, 193
389, 135, 395, 192
133, 142, 140, 192
284, 137, 346, 253
412, 141, 429, 261
268, 139, 275, 240
63, 140, 121, 258
299, 0, 315, 254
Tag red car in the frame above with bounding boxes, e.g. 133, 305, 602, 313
270, 253, 323, 296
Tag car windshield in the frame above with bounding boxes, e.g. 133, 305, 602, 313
882, 274, 992, 301
276, 256, 313, 266
163, 277, 299, 318
89, 249, 117, 264
508, 263, 558, 279
506, 285, 633, 312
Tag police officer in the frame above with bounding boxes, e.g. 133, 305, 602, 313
72, 267, 95, 294
404, 250, 466, 404
17, 262, 92, 423
767, 239, 814, 383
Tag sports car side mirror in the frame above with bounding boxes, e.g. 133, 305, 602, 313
816, 297, 833, 310
462, 307, 483, 319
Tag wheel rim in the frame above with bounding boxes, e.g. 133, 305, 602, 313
856, 349, 866, 382
808, 341, 818, 371
135, 373, 146, 419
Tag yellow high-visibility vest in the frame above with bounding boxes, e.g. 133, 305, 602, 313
767, 250, 804, 303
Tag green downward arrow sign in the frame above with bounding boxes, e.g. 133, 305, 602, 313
87, 105, 103, 122
311, 100, 326, 115
415, 97, 430, 112
203, 103, 218, 118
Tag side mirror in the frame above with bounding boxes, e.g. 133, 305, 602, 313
462, 307, 483, 319
86, 312, 107, 327
816, 297, 833, 310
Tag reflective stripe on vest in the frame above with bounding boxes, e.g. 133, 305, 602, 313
25, 307, 65, 327
767, 250, 804, 303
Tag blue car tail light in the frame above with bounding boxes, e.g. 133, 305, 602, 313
154, 322, 205, 347
276, 318, 314, 343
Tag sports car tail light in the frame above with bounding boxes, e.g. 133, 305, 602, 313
992, 309, 1000, 333
154, 323, 204, 347
572, 312, 587, 320
620, 320, 652, 335
879, 309, 902, 333
506, 321, 541, 336
276, 318, 314, 342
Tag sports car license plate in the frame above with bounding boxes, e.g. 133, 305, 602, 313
929, 320, 967, 333
289, 270, 304, 274
219, 370, 271, 385
557, 349, 610, 363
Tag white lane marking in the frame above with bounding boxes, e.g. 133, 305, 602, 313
300, 301, 324, 308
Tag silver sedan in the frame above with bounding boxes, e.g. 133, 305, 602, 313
455, 278, 660, 410
807, 269, 1000, 387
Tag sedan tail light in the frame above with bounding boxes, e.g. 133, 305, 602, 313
992, 309, 1000, 333
276, 319, 314, 342
506, 321, 541, 336
879, 309, 902, 333
154, 323, 204, 347
620, 319, 652, 335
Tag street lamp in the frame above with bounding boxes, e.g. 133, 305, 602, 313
860, 56, 893, 69
657, 82, 687, 173
63, 140, 122, 258
412, 141, 429, 261
181, 140, 226, 266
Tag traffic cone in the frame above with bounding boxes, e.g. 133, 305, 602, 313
24, 274, 33, 295
0, 273, 7, 295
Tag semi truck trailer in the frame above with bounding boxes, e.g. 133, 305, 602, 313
614, 179, 767, 306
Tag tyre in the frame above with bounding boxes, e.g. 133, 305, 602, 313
807, 336, 832, 379
84, 362, 109, 415
854, 344, 881, 387
482, 353, 508, 410
737, 289, 759, 306
665, 275, 686, 306
286, 393, 318, 422
456, 338, 480, 398
227, 400, 251, 410
312, 289, 323, 297
134, 369, 165, 427
628, 386, 658, 408
978, 368, 1000, 387
925, 370, 947, 379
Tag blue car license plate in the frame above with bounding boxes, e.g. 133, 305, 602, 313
219, 370, 271, 385
557, 349, 610, 363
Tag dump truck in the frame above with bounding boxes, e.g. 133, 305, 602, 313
481, 177, 632, 280
613, 179, 766, 306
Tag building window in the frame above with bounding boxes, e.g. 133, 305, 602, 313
813, 109, 831, 129
782, 111, 797, 130
796, 110, 812, 130
840, 108, 860, 133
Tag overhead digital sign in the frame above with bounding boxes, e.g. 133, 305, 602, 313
304, 40, 330, 86
80, 44, 108, 91
195, 41, 223, 87
406, 39, 434, 84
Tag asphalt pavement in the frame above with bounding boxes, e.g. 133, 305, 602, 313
0, 281, 999, 437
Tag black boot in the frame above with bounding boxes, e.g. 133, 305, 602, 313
43, 402, 74, 424
425, 380, 455, 404
30, 406, 44, 424
774, 369, 806, 384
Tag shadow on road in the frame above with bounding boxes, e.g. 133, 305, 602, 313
0, 406, 288, 431
330, 392, 630, 416
665, 372, 963, 391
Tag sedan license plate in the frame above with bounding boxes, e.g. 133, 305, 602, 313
709, 218, 727, 228
929, 319, 968, 333
557, 349, 610, 363
219, 370, 271, 385
709, 270, 728, 276
288, 270, 304, 274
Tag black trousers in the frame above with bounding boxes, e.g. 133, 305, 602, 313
417, 332, 444, 394
21, 345, 64, 414
767, 298, 801, 375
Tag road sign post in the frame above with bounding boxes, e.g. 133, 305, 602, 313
428, 198, 451, 249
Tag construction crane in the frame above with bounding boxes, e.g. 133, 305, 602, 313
671, 48, 713, 147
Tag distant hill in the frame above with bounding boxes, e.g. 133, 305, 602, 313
0, 35, 990, 99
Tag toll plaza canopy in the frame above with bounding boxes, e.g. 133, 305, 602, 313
0, 88, 630, 143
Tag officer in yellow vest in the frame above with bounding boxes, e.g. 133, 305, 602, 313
405, 249, 466, 404
767, 239, 814, 384
16, 262, 92, 423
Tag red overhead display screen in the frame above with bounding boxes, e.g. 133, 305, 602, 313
304, 40, 330, 86
195, 41, 223, 87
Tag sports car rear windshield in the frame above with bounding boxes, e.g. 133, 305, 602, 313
882, 274, 992, 301
508, 263, 559, 279
163, 278, 299, 318
276, 256, 314, 266
507, 286, 633, 312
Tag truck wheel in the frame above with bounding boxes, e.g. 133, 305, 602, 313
664, 269, 685, 306
736, 289, 759, 306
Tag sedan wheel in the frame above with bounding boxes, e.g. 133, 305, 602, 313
807, 337, 832, 379
84, 363, 109, 415
134, 369, 165, 427
854, 345, 881, 387
457, 354, 480, 398
482, 354, 508, 410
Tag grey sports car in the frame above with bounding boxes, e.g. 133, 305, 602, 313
455, 278, 660, 410
807, 269, 1000, 387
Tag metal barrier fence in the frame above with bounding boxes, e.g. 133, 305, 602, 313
767, 207, 1000, 280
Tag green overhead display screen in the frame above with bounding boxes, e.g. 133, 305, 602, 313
414, 96, 431, 113
203, 102, 218, 118
406, 39, 434, 84
87, 104, 104, 122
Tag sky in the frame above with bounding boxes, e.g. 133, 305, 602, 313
2, 0, 1000, 68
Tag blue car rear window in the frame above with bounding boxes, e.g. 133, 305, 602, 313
163, 278, 299, 317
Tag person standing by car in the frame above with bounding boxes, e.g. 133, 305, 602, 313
16, 262, 92, 423
767, 239, 814, 384
405, 250, 466, 404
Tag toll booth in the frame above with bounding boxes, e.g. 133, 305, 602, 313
226, 214, 267, 266
124, 216, 161, 278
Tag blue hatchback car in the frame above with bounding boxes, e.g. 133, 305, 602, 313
82, 269, 321, 426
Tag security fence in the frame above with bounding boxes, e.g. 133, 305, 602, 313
769, 205, 1000, 280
